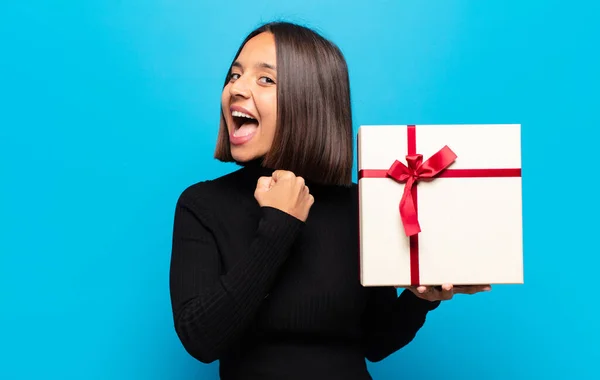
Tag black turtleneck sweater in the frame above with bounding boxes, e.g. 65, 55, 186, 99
169, 161, 440, 380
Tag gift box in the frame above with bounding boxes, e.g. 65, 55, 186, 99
357, 124, 524, 287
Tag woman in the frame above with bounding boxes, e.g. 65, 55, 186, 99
169, 21, 489, 379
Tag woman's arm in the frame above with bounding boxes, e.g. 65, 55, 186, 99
169, 191, 304, 363
362, 287, 440, 362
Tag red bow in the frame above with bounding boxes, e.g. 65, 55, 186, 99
387, 146, 457, 236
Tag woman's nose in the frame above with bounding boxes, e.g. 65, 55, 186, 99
229, 75, 251, 98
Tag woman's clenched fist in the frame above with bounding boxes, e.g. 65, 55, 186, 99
254, 170, 315, 222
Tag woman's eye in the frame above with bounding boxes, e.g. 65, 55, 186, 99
259, 77, 275, 84
229, 73, 240, 81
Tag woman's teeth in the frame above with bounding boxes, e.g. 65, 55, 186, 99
232, 110, 255, 119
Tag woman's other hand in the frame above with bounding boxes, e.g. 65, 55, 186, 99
403, 284, 492, 302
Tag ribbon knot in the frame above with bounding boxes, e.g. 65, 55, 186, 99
386, 146, 457, 236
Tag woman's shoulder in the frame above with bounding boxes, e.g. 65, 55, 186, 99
176, 168, 249, 211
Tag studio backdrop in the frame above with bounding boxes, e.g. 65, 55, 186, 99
1, 1, 598, 379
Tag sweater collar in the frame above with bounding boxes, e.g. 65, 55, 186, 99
236, 157, 275, 181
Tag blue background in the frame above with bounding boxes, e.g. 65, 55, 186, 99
1, 0, 598, 379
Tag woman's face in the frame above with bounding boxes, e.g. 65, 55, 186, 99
221, 32, 278, 163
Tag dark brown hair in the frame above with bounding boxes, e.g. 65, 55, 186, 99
214, 21, 353, 186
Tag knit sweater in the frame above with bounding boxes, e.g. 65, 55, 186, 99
169, 160, 439, 379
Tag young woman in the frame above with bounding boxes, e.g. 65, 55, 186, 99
169, 21, 490, 379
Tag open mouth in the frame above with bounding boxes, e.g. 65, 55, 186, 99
230, 109, 259, 145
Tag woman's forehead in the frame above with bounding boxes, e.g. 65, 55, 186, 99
235, 32, 277, 68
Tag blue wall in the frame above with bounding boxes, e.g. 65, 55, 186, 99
1, 1, 598, 379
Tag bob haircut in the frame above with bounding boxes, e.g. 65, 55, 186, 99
214, 21, 354, 186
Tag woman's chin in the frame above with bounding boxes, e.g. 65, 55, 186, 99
231, 148, 262, 164
229, 136, 271, 164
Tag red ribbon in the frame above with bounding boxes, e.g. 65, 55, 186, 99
358, 125, 521, 286
387, 146, 457, 236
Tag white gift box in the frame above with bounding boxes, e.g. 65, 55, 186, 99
357, 124, 524, 287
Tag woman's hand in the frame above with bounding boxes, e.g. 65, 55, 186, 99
254, 170, 315, 222
403, 284, 492, 302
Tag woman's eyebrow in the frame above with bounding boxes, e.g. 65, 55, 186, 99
232, 61, 277, 71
